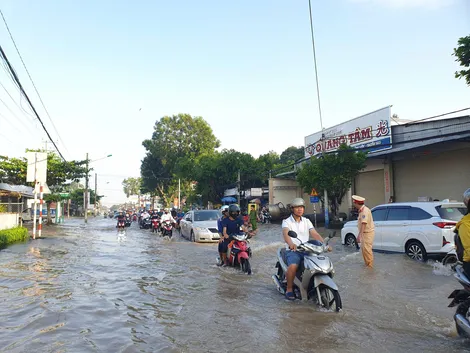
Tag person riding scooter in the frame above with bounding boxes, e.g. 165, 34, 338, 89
217, 205, 229, 265
220, 204, 247, 266
116, 211, 125, 229
455, 188, 470, 277
281, 198, 330, 300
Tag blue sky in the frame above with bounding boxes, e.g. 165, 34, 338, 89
0, 0, 468, 205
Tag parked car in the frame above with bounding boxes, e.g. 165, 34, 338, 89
180, 210, 222, 243
340, 201, 467, 261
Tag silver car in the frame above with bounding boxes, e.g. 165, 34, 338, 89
180, 210, 222, 243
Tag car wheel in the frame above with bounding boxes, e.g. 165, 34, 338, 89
190, 231, 195, 242
345, 234, 357, 248
406, 241, 427, 262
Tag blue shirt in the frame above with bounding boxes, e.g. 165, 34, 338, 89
221, 216, 244, 235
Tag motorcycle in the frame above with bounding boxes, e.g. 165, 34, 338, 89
161, 220, 173, 238
140, 218, 152, 230
125, 216, 132, 227
151, 217, 160, 233
261, 210, 271, 224
116, 220, 126, 232
226, 233, 252, 275
448, 265, 470, 338
132, 214, 138, 222
272, 230, 342, 311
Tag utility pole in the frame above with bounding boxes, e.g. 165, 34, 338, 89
178, 178, 181, 210
237, 170, 241, 205
84, 153, 89, 223
94, 173, 97, 217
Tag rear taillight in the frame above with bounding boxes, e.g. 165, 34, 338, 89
442, 236, 450, 246
433, 222, 457, 229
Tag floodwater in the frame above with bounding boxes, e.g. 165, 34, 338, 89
0, 218, 469, 353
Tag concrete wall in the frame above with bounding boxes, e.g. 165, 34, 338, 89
0, 213, 19, 230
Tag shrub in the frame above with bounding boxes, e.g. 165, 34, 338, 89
0, 204, 7, 213
0, 227, 28, 248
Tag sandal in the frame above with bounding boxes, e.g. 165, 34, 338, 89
285, 291, 295, 301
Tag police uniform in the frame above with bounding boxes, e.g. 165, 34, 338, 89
353, 195, 375, 267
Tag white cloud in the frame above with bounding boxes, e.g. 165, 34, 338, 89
348, 0, 454, 9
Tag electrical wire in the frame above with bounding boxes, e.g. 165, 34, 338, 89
0, 44, 66, 161
0, 9, 70, 156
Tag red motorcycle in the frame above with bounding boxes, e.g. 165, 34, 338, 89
116, 220, 126, 232
151, 217, 160, 233
161, 220, 174, 238
227, 233, 252, 275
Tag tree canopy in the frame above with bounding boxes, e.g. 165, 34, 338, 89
296, 144, 367, 217
453, 35, 470, 86
279, 146, 305, 165
122, 177, 141, 198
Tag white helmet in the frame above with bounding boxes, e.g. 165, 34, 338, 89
464, 188, 470, 207
290, 198, 305, 208
221, 205, 229, 213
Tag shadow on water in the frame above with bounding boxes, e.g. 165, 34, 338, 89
0, 219, 469, 352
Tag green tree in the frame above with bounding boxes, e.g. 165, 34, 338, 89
453, 35, 470, 86
0, 156, 27, 184
69, 189, 101, 212
296, 144, 367, 218
279, 146, 305, 165
141, 113, 220, 201
0, 151, 87, 224
122, 177, 141, 198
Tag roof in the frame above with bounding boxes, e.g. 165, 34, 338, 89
370, 115, 470, 157
0, 183, 34, 198
373, 201, 465, 208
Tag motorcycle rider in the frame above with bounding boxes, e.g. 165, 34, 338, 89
456, 188, 470, 277
116, 211, 125, 228
220, 204, 247, 266
282, 198, 329, 300
217, 205, 229, 265
161, 208, 176, 223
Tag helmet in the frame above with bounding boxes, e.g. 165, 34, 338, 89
221, 205, 229, 213
228, 204, 240, 219
290, 198, 305, 208
464, 188, 470, 207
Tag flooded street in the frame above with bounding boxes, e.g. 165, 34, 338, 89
0, 218, 469, 353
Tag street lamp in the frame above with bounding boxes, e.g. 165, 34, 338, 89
84, 153, 112, 223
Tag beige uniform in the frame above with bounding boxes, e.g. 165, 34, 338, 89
358, 205, 375, 267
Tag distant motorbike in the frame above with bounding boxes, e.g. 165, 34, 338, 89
272, 230, 341, 311
226, 233, 252, 275
116, 220, 126, 232
132, 214, 138, 222
161, 220, 174, 238
108, 213, 114, 219
448, 265, 470, 338
151, 217, 160, 233
125, 217, 132, 227
140, 218, 152, 230
261, 210, 272, 224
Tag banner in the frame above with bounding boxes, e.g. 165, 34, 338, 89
304, 106, 392, 157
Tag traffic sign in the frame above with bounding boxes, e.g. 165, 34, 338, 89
310, 188, 318, 196
310, 196, 319, 203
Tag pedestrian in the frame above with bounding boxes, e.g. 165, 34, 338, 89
352, 195, 375, 268
249, 205, 258, 233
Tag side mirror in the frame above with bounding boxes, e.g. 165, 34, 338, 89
287, 230, 298, 238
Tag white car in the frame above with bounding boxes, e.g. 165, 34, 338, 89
341, 201, 467, 261
179, 210, 222, 243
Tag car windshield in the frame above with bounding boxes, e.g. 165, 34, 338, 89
435, 206, 467, 222
193, 211, 220, 222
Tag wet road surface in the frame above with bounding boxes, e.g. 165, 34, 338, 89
0, 218, 469, 352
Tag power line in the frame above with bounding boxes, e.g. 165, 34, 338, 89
0, 44, 66, 161
0, 9, 70, 157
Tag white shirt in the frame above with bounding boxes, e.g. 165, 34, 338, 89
161, 213, 175, 223
141, 212, 150, 219
281, 215, 314, 248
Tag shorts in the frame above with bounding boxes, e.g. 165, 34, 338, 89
218, 238, 230, 253
285, 250, 305, 267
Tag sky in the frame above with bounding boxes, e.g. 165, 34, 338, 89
0, 0, 468, 206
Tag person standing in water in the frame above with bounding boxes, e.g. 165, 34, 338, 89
352, 195, 375, 268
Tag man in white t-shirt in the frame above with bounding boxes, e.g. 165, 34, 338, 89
281, 198, 329, 300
